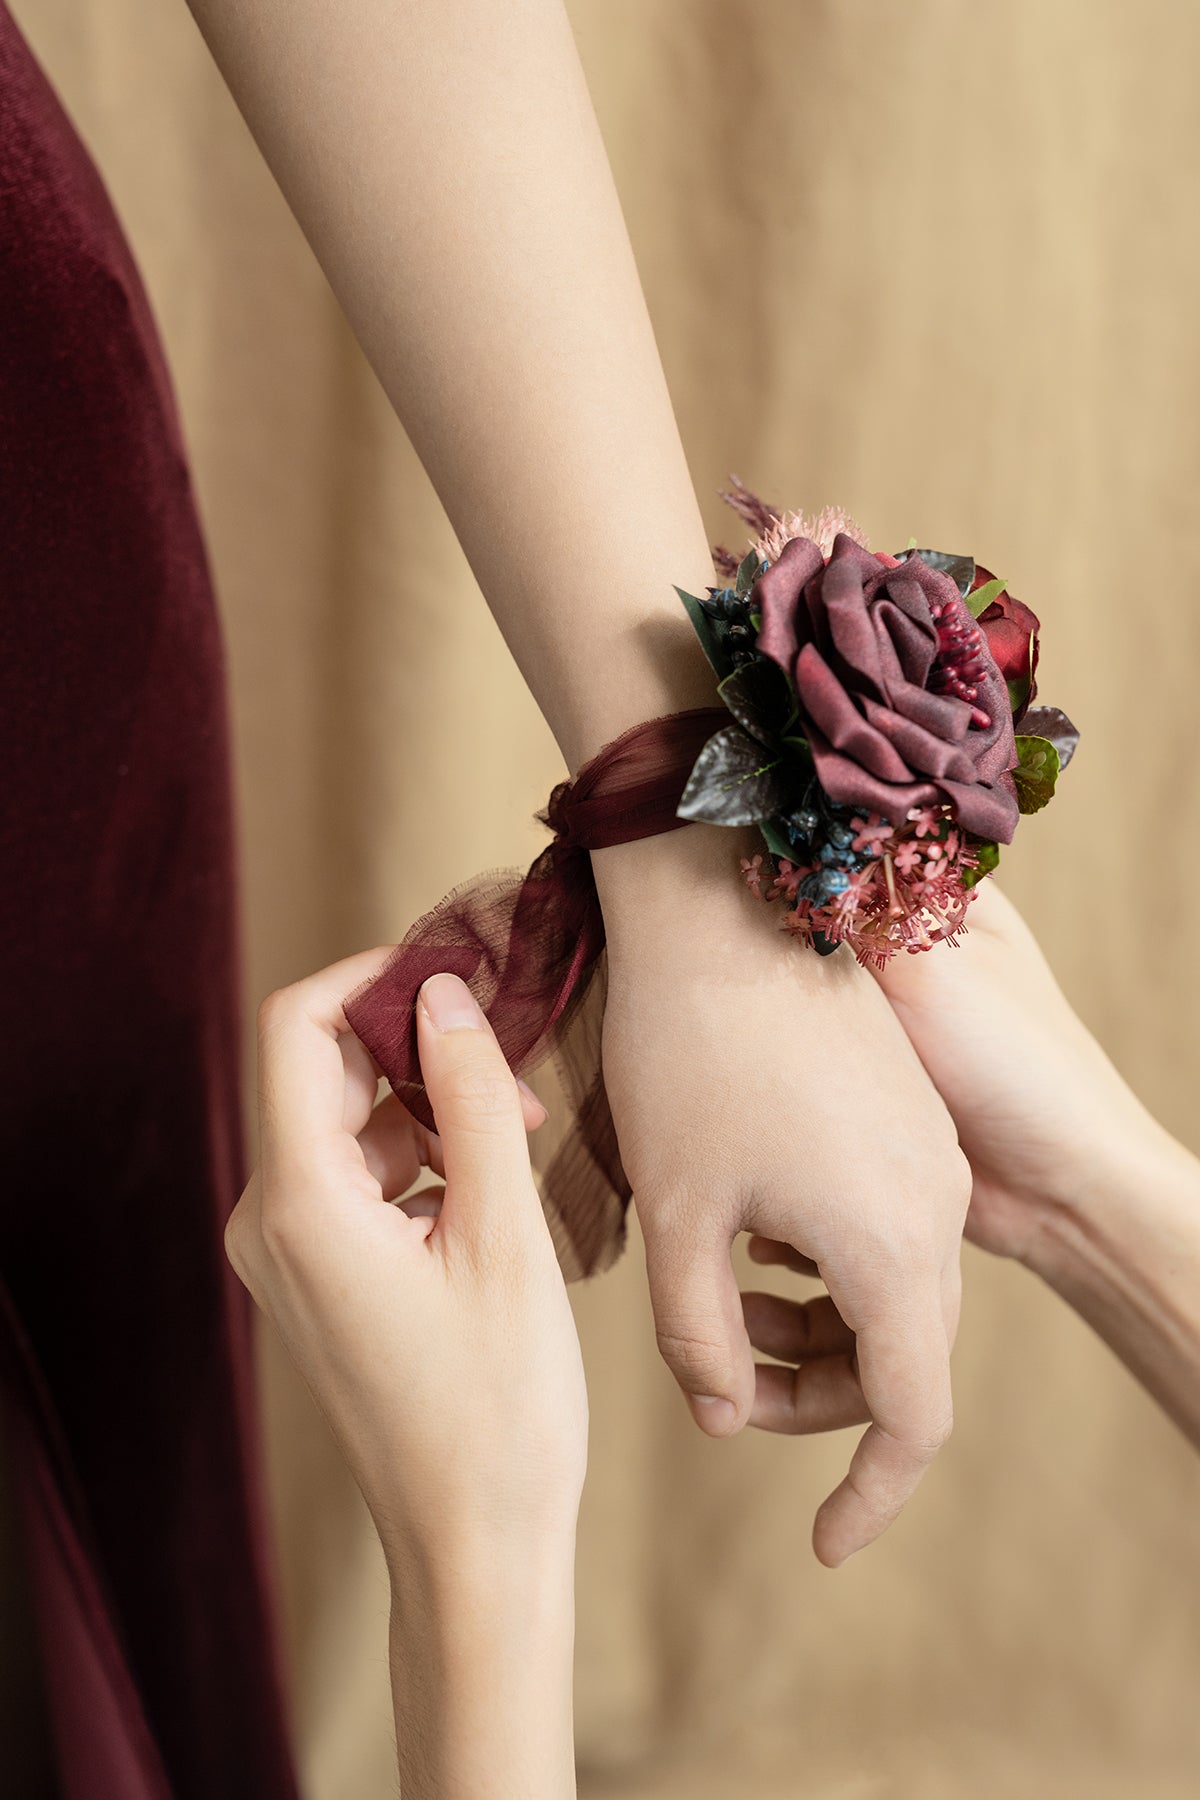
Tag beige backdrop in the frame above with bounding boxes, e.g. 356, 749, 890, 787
15, 1, 1200, 1794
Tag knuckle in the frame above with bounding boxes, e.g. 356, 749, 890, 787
654, 1323, 730, 1391
256, 985, 298, 1039
255, 1202, 315, 1285
842, 1461, 881, 1520
443, 1060, 519, 1126
223, 1206, 248, 1279
223, 1199, 262, 1293
948, 1148, 973, 1213
634, 1183, 704, 1235
898, 1411, 954, 1463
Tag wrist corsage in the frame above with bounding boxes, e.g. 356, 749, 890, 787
343, 479, 1080, 1277
676, 480, 1079, 963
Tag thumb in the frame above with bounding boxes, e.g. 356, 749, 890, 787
416, 974, 534, 1221
640, 1208, 755, 1436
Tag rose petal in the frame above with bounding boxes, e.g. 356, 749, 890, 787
810, 537, 895, 697
872, 596, 937, 689
805, 723, 940, 821
936, 776, 1020, 844
886, 679, 973, 742
795, 644, 914, 783
859, 697, 981, 783
754, 537, 826, 676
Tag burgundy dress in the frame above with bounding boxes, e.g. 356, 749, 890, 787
0, 9, 299, 1797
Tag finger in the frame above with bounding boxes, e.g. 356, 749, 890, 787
357, 1078, 546, 1203
395, 1184, 444, 1227
942, 1255, 963, 1351
357, 1091, 444, 1200
812, 1289, 954, 1568
640, 1209, 756, 1435
749, 1357, 872, 1436
415, 974, 535, 1225
746, 1236, 822, 1280
741, 1292, 856, 1365
516, 1080, 549, 1130
257, 946, 399, 1153
340, 1028, 385, 1137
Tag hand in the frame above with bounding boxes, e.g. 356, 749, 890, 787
752, 880, 1200, 1455
594, 824, 972, 1567
815, 877, 1200, 1453
226, 955, 587, 1563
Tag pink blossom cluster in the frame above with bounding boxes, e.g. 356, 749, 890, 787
740, 805, 983, 968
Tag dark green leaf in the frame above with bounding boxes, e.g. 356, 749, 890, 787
1019, 705, 1080, 770
961, 839, 1000, 888
677, 725, 788, 827
718, 660, 792, 742
735, 548, 762, 598
965, 577, 1008, 619
1012, 734, 1060, 815
759, 818, 795, 862
905, 549, 976, 597
1007, 674, 1033, 716
676, 586, 732, 678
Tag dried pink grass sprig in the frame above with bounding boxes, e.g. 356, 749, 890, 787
713, 477, 868, 578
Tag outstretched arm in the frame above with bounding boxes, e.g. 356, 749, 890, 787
184, 0, 715, 766
187, 0, 971, 1562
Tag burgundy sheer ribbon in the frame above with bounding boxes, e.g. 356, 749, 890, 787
344, 707, 727, 1279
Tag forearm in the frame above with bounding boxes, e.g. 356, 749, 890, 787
184, 0, 715, 771
1028, 1131, 1200, 1447
386, 1531, 577, 1799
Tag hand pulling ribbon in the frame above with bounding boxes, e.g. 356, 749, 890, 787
347, 482, 1079, 1278
344, 707, 727, 1279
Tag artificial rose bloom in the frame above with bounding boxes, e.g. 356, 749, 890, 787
755, 534, 1020, 843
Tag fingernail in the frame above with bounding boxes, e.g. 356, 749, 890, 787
419, 974, 485, 1031
690, 1395, 736, 1432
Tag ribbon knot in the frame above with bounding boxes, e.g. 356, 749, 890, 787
344, 706, 728, 1278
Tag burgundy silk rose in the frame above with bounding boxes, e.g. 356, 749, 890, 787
754, 534, 1021, 844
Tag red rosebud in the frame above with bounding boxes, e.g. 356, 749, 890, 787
971, 566, 1040, 723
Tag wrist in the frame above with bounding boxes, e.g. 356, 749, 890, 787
592, 818, 763, 937
1026, 1120, 1200, 1293
557, 611, 717, 774
387, 1523, 577, 1798
1023, 1126, 1200, 1444
383, 1511, 578, 1606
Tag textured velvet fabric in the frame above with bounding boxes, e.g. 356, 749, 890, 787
345, 707, 727, 1280
0, 9, 298, 1796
